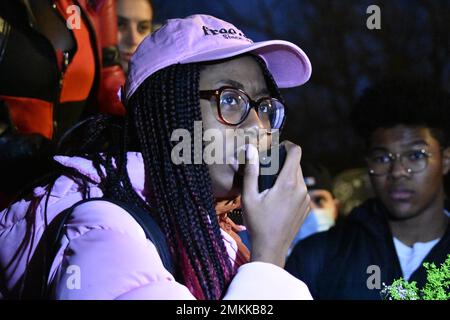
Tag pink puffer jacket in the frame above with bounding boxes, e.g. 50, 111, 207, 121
0, 152, 312, 299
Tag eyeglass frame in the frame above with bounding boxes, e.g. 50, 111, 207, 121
365, 148, 433, 176
199, 86, 285, 131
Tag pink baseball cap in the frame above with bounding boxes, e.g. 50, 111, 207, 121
125, 14, 312, 101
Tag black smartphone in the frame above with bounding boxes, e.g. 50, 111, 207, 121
258, 145, 287, 192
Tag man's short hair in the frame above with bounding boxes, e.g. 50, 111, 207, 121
351, 78, 450, 148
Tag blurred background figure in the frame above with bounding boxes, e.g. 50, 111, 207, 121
332, 167, 374, 216
0, 0, 125, 208
116, 0, 153, 73
290, 162, 339, 249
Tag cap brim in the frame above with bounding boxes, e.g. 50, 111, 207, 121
181, 39, 312, 89
126, 40, 311, 100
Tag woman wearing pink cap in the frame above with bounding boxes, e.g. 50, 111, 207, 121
0, 15, 313, 300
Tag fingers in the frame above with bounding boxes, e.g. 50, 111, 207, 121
243, 144, 260, 198
273, 141, 303, 190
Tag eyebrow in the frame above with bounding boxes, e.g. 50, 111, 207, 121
215, 80, 244, 90
214, 80, 271, 96
403, 140, 429, 147
369, 140, 430, 153
117, 16, 152, 24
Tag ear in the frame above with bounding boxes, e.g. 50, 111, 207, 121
443, 147, 450, 175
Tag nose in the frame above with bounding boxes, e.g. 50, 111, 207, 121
389, 156, 411, 179
242, 109, 272, 150
125, 24, 141, 47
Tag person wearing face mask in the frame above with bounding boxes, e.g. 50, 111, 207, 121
289, 162, 339, 250
116, 0, 153, 74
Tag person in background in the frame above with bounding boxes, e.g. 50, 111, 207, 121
0, 0, 125, 208
116, 0, 153, 73
286, 79, 450, 299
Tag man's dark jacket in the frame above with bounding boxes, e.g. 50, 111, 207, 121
285, 198, 450, 299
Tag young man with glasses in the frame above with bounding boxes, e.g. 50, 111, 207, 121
286, 79, 450, 299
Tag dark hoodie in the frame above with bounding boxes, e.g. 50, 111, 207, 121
285, 198, 450, 300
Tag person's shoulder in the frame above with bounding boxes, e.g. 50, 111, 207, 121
0, 174, 86, 231
52, 199, 187, 300
288, 229, 332, 266
66, 199, 148, 242
290, 209, 368, 258
298, 218, 351, 245
347, 197, 382, 217
345, 198, 390, 234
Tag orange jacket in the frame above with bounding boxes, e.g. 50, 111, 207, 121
0, 0, 125, 139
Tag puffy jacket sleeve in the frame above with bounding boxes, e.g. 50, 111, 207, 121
50, 201, 312, 300
224, 262, 312, 300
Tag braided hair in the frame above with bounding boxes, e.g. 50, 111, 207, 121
56, 54, 284, 300
127, 61, 232, 299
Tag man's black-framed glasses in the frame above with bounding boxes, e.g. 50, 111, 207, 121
199, 86, 285, 131
366, 149, 433, 176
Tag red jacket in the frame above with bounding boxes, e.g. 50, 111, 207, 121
0, 0, 125, 139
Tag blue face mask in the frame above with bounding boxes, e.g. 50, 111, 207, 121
289, 208, 336, 254
309, 208, 335, 232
